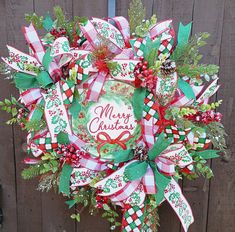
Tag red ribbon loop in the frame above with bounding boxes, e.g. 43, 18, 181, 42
96, 131, 133, 154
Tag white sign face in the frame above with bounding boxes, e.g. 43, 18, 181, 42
87, 97, 137, 140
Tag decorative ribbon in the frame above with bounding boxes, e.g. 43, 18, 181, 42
76, 17, 140, 102
96, 131, 133, 154
42, 82, 72, 138
22, 23, 62, 81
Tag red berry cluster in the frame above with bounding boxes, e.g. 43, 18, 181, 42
50, 28, 67, 38
17, 108, 27, 128
95, 194, 109, 209
57, 144, 85, 166
134, 57, 157, 91
186, 110, 222, 124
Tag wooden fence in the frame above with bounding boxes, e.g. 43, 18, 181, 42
0, 0, 234, 231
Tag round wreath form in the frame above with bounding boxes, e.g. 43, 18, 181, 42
0, 2, 226, 232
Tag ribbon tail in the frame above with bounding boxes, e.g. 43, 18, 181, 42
121, 204, 145, 232
164, 179, 194, 232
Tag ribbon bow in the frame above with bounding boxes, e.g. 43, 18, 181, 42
75, 17, 140, 102
96, 131, 133, 154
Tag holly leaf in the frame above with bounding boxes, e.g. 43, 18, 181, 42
57, 131, 70, 145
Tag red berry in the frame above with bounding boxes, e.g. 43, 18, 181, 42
17, 114, 22, 119
137, 73, 143, 79
143, 61, 148, 66
66, 153, 72, 158
142, 65, 147, 71
72, 154, 77, 160
66, 158, 71, 163
69, 146, 75, 153
20, 123, 25, 128
138, 63, 143, 68
143, 70, 149, 76
148, 74, 154, 79
140, 56, 144, 61
148, 69, 153, 74
19, 108, 25, 114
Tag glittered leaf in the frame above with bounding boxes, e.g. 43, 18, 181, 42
143, 37, 160, 60
128, 0, 146, 34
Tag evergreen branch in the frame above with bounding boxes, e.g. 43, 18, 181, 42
177, 64, 219, 78
21, 163, 47, 179
171, 32, 210, 66
205, 121, 227, 152
25, 13, 44, 29
128, 0, 146, 34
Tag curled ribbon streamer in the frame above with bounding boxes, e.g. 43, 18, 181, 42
96, 131, 133, 154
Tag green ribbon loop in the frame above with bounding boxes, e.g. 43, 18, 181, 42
42, 48, 53, 71
122, 132, 173, 204
37, 70, 53, 88
149, 162, 171, 205
125, 160, 148, 181
59, 164, 73, 196
113, 149, 134, 163
148, 132, 173, 161
14, 72, 40, 90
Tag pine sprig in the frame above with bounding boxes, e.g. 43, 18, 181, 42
21, 163, 47, 179
25, 13, 44, 29
24, 119, 46, 132
128, 0, 146, 34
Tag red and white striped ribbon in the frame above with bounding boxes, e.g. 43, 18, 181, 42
86, 72, 107, 102
23, 24, 62, 81
20, 88, 42, 106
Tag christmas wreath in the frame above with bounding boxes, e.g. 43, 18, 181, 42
0, 1, 226, 231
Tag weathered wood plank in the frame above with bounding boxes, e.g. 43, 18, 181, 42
3, 1, 43, 231
0, 0, 18, 231
34, 0, 73, 20
152, 1, 195, 232
207, 0, 235, 231
73, 0, 108, 18
181, 0, 225, 232
32, 1, 76, 231
116, 0, 154, 19
73, 1, 110, 231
